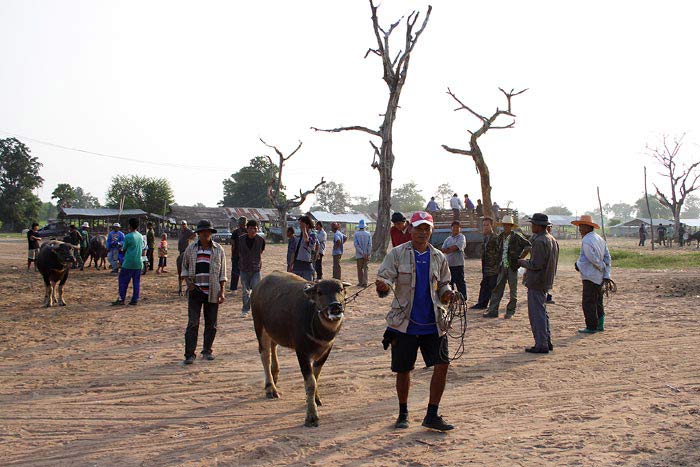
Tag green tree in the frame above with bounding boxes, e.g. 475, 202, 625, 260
311, 181, 349, 212
434, 183, 454, 209
0, 138, 44, 231
607, 202, 635, 221
682, 195, 700, 218
543, 205, 572, 216
38, 202, 58, 223
349, 196, 379, 214
51, 183, 100, 208
392, 182, 425, 213
105, 175, 175, 215
634, 195, 672, 219
220, 156, 282, 207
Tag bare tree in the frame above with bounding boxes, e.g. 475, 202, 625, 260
441, 87, 527, 217
261, 138, 325, 226
312, 0, 432, 260
647, 134, 700, 244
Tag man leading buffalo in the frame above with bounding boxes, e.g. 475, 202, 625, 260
375, 211, 455, 432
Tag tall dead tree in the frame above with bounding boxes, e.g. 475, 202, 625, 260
312, 0, 432, 261
647, 134, 700, 244
441, 87, 527, 217
261, 138, 325, 226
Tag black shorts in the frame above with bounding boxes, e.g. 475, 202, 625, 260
389, 331, 449, 373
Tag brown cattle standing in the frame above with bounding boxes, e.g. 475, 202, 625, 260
252, 271, 350, 427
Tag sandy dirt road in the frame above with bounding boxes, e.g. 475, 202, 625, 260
0, 238, 698, 466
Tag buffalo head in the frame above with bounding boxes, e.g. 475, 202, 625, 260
304, 279, 352, 322
46, 241, 78, 265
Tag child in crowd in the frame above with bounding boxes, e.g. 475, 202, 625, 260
157, 233, 168, 274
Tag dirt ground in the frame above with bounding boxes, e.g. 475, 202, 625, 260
1, 238, 699, 467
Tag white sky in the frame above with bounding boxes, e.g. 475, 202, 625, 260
2, 0, 699, 215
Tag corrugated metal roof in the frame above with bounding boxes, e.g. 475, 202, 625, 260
309, 211, 375, 224
222, 207, 279, 222
60, 208, 148, 217
521, 214, 577, 227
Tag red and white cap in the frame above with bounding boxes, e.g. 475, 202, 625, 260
410, 211, 434, 227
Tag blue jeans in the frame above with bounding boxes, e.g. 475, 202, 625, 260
107, 249, 120, 271
118, 268, 141, 303
527, 288, 550, 350
240, 270, 261, 312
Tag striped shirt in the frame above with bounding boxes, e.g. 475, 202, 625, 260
194, 248, 212, 292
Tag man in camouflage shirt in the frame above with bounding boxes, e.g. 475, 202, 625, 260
471, 217, 500, 309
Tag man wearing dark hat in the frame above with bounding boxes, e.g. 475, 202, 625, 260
572, 215, 611, 334
518, 213, 559, 353
230, 216, 248, 292
390, 212, 412, 247
181, 220, 228, 364
484, 215, 530, 319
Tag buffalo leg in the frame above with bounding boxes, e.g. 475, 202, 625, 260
43, 275, 52, 307
50, 282, 57, 307
258, 330, 280, 399
297, 351, 319, 427
271, 342, 280, 384
57, 273, 68, 306
312, 346, 332, 406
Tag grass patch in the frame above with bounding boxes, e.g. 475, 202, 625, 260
557, 246, 700, 269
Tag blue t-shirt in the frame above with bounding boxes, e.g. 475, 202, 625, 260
406, 249, 437, 335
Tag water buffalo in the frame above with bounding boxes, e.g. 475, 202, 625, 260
87, 235, 108, 269
36, 240, 78, 307
252, 272, 350, 427
688, 231, 700, 248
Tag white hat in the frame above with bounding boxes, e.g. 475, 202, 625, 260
181, 220, 188, 225
112, 222, 121, 228
499, 215, 517, 227
81, 222, 89, 228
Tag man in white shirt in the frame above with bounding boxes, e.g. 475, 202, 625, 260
571, 215, 611, 333
441, 221, 467, 298
449, 193, 464, 221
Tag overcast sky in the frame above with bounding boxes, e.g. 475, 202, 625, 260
2, 0, 699, 215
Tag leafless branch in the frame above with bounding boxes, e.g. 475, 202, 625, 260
441, 144, 475, 157
287, 178, 327, 208
311, 125, 381, 137
259, 138, 302, 162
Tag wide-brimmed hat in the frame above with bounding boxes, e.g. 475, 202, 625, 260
195, 219, 217, 233
180, 220, 188, 225
499, 215, 517, 227
571, 215, 599, 229
410, 211, 434, 227
391, 212, 406, 223
356, 219, 367, 230
81, 222, 89, 228
112, 222, 121, 228
529, 213, 551, 226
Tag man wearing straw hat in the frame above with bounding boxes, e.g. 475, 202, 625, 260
484, 214, 531, 319
518, 213, 559, 353
571, 214, 611, 334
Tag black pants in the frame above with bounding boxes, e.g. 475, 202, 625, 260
449, 265, 467, 299
315, 254, 324, 280
185, 288, 219, 358
582, 280, 604, 330
475, 272, 498, 308
147, 247, 154, 270
230, 255, 240, 291
639, 236, 645, 246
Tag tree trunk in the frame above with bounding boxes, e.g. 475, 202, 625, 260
371, 90, 400, 261
472, 146, 492, 218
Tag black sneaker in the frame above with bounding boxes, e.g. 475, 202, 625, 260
112, 299, 125, 306
395, 413, 409, 429
201, 352, 215, 361
482, 311, 498, 318
525, 346, 549, 354
128, 301, 138, 306
422, 414, 454, 432
183, 355, 196, 365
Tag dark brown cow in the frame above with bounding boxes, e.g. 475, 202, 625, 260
688, 231, 700, 248
87, 235, 108, 269
36, 240, 78, 307
251, 272, 350, 427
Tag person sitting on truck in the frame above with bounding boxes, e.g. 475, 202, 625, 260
425, 197, 440, 213
450, 194, 464, 221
